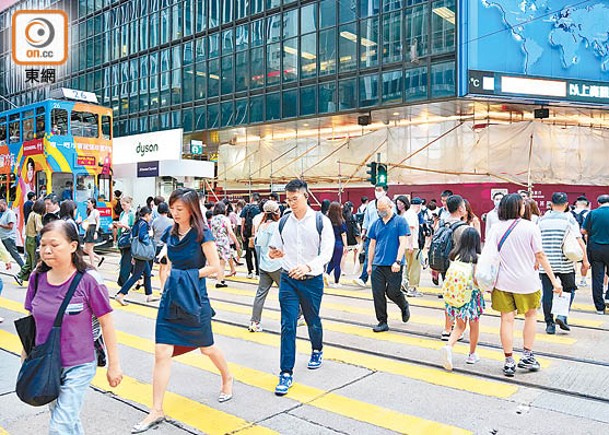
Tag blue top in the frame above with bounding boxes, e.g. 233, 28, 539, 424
255, 221, 281, 272
368, 214, 410, 266
333, 223, 347, 246
583, 206, 609, 245
161, 226, 215, 270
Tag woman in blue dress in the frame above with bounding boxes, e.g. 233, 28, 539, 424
132, 188, 234, 434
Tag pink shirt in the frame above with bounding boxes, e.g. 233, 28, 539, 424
24, 270, 112, 367
488, 219, 543, 294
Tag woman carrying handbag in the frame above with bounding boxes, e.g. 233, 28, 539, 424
21, 220, 122, 434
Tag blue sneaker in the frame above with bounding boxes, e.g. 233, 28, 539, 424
307, 350, 323, 370
274, 373, 293, 396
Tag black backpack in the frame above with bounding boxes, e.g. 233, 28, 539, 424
571, 210, 588, 229
428, 221, 467, 273
242, 204, 260, 238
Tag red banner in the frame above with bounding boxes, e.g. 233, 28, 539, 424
23, 139, 44, 156
98, 207, 112, 217
77, 156, 96, 166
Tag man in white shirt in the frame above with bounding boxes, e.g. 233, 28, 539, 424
484, 191, 504, 242
269, 179, 334, 397
403, 197, 422, 297
0, 200, 24, 268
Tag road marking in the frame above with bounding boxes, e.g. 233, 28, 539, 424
208, 301, 549, 366
106, 301, 518, 399
115, 331, 471, 435
0, 426, 9, 434
0, 330, 276, 435
216, 283, 604, 329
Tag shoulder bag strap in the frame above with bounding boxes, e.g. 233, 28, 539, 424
498, 219, 520, 252
52, 272, 84, 328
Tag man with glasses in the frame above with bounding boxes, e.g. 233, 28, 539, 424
269, 179, 334, 396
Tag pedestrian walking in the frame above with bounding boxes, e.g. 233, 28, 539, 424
440, 227, 484, 371
115, 196, 135, 287
488, 193, 562, 377
115, 207, 159, 305
23, 220, 122, 434
210, 202, 240, 288
42, 193, 61, 225
241, 193, 261, 278
14, 199, 45, 285
582, 194, 609, 314
572, 196, 591, 286
269, 179, 334, 396
249, 200, 282, 332
151, 202, 174, 292
59, 200, 80, 233
325, 202, 347, 287
366, 196, 411, 333
341, 201, 361, 275
0, 199, 24, 267
22, 191, 36, 230
539, 193, 588, 334
132, 188, 233, 433
82, 198, 105, 268
404, 197, 424, 297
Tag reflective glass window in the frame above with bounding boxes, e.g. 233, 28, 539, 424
405, 4, 429, 62
221, 56, 234, 95
149, 115, 159, 132
235, 51, 249, 92
222, 29, 234, 55
184, 109, 193, 132
283, 38, 298, 83
184, 0, 193, 36
236, 24, 249, 51
184, 63, 195, 102
208, 104, 220, 128
250, 47, 265, 88
210, 0, 220, 28
139, 17, 149, 51
319, 28, 336, 76
360, 74, 379, 107
251, 0, 264, 15
360, 17, 379, 68
318, 82, 337, 113
51, 109, 67, 135
301, 3, 318, 34
267, 43, 281, 86
338, 78, 356, 110
266, 93, 280, 120
150, 12, 159, 46
431, 0, 455, 55
383, 12, 402, 64
172, 69, 182, 103
339, 1, 356, 24
300, 85, 316, 116
300, 33, 317, 79
282, 89, 298, 118
160, 8, 169, 44
339, 23, 357, 72
196, 0, 207, 32
267, 14, 281, 43
236, 0, 248, 20
360, 0, 380, 17
404, 65, 428, 101
195, 105, 206, 130
320, 1, 336, 28
235, 98, 248, 125
283, 9, 298, 39
171, 5, 182, 40
209, 33, 220, 58
221, 101, 233, 126
249, 95, 264, 123
222, 0, 233, 24
266, 0, 280, 10
208, 59, 220, 96
382, 70, 403, 104
431, 61, 455, 98
251, 19, 265, 47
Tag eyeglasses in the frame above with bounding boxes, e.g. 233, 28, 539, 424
285, 195, 303, 203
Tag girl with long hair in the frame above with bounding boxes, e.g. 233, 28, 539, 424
133, 188, 233, 433
342, 201, 361, 275
82, 198, 105, 268
325, 201, 347, 287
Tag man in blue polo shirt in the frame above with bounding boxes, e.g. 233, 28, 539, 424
583, 194, 609, 314
367, 196, 411, 332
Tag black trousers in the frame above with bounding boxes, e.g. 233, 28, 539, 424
244, 236, 259, 275
540, 272, 576, 324
371, 265, 408, 323
588, 242, 609, 311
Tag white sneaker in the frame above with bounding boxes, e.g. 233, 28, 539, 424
441, 345, 453, 371
0, 317, 4, 324
579, 279, 587, 287
353, 278, 367, 287
465, 353, 480, 364
247, 273, 254, 279
248, 322, 263, 332
328, 282, 342, 288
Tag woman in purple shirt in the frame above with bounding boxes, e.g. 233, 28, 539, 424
24, 220, 123, 434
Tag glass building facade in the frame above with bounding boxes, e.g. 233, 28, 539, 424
0, 0, 457, 137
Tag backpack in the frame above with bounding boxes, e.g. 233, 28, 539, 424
442, 260, 475, 308
278, 211, 324, 254
428, 221, 467, 273
571, 210, 588, 229
243, 204, 260, 238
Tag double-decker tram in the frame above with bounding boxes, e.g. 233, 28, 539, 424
0, 90, 113, 246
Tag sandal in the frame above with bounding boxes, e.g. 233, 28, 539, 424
131, 415, 165, 434
218, 378, 234, 403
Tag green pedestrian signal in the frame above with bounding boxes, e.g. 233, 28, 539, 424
366, 162, 377, 185
376, 163, 388, 187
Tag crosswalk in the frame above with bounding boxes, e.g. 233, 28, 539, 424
0, 263, 604, 434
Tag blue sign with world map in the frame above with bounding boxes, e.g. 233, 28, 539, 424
459, 0, 609, 101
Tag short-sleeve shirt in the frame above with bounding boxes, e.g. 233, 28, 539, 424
538, 210, 581, 274
333, 223, 347, 246
488, 219, 543, 294
368, 214, 410, 266
404, 210, 420, 248
0, 208, 17, 239
161, 226, 215, 270
583, 206, 609, 245
24, 270, 112, 367
151, 215, 174, 246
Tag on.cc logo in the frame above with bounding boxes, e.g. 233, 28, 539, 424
12, 10, 68, 66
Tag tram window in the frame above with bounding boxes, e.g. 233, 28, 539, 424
102, 116, 112, 140
9, 173, 16, 202
0, 119, 6, 144
0, 174, 7, 199
9, 120, 20, 143
52, 172, 73, 201
37, 172, 48, 198
35, 112, 46, 139
98, 174, 111, 201
23, 118, 34, 141
75, 174, 96, 202
71, 111, 99, 138
51, 109, 68, 135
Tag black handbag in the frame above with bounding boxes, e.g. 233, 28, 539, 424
15, 272, 84, 407
117, 232, 131, 249
14, 274, 41, 356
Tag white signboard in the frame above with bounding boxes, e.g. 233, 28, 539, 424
113, 129, 183, 165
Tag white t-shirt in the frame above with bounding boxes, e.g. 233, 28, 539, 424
404, 209, 419, 249
488, 219, 543, 294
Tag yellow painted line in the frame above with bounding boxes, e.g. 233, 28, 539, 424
0, 426, 9, 435
116, 331, 470, 435
0, 330, 275, 435
110, 302, 518, 399
209, 301, 548, 367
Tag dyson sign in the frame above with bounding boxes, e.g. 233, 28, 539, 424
113, 128, 183, 165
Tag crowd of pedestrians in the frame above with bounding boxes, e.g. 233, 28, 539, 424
3, 179, 609, 435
